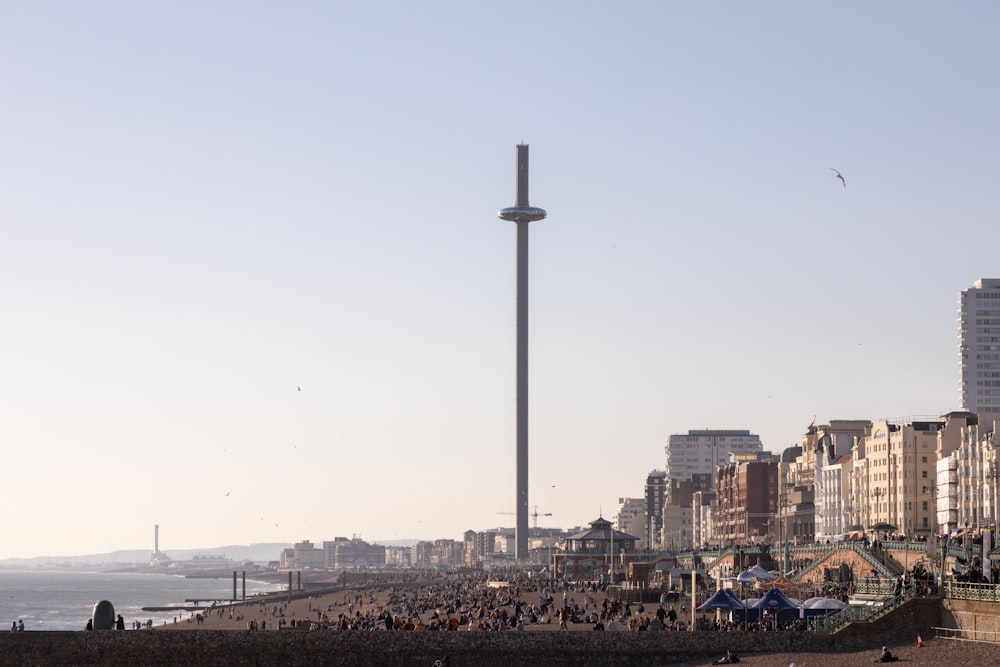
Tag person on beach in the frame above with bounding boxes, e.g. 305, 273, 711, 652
17, 620, 24, 632
878, 645, 897, 662
711, 649, 739, 664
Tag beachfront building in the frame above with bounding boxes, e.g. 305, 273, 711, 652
384, 545, 412, 568
945, 416, 1000, 536
662, 503, 693, 551
613, 497, 646, 548
280, 540, 324, 570
714, 452, 779, 545
959, 279, 1000, 421
692, 489, 716, 548
411, 541, 434, 568
645, 470, 667, 549
848, 413, 974, 540
665, 429, 763, 483
464, 529, 507, 565
552, 517, 640, 581
322, 537, 386, 569
431, 539, 464, 568
805, 420, 869, 542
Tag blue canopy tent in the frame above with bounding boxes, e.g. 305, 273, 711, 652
736, 587, 800, 624
696, 588, 745, 611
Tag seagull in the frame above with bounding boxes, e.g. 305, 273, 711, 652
831, 168, 846, 188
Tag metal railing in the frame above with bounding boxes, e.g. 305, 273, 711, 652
934, 626, 1000, 643
942, 580, 1000, 602
811, 583, 920, 633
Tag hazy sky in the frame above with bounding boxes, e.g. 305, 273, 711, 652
2, 2, 999, 559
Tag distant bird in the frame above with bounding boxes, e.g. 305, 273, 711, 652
224, 492, 230, 497
831, 168, 846, 188
297, 386, 301, 391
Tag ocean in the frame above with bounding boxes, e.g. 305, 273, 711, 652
0, 569, 285, 631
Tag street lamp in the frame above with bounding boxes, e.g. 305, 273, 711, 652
872, 488, 884, 526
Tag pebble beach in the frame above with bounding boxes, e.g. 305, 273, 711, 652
5, 575, 1000, 666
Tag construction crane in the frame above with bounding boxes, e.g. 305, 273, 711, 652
497, 506, 552, 529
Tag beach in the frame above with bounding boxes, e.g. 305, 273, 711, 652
6, 573, 999, 665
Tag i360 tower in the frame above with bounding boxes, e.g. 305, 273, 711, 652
498, 144, 546, 561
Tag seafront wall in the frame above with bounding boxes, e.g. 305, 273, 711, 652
0, 601, 941, 667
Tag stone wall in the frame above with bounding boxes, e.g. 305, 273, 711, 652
0, 600, 941, 667
942, 598, 1000, 642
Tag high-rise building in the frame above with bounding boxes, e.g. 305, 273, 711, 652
959, 279, 1000, 419
644, 470, 667, 549
664, 429, 763, 481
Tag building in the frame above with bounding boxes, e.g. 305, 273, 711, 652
644, 470, 667, 549
553, 517, 640, 581
959, 279, 1000, 420
943, 415, 999, 535
665, 430, 763, 482
385, 545, 412, 568
613, 498, 646, 547
849, 413, 974, 539
464, 529, 508, 565
662, 503, 693, 551
806, 420, 870, 542
322, 537, 386, 569
692, 489, 716, 547
280, 540, 324, 570
714, 452, 779, 545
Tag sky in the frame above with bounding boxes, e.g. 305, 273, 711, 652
2, 2, 999, 560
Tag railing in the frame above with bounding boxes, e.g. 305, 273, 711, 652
942, 581, 1000, 602
854, 577, 899, 596
934, 626, 1000, 643
812, 583, 921, 633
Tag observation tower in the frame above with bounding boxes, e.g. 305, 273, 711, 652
497, 144, 546, 561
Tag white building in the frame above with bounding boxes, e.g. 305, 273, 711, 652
613, 497, 646, 547
664, 430, 763, 481
959, 279, 1000, 420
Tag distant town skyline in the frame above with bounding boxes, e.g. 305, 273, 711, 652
3, 3, 999, 559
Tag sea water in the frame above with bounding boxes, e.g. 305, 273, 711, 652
0, 569, 284, 631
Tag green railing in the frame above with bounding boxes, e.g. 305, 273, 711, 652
942, 581, 1000, 602
812, 584, 921, 633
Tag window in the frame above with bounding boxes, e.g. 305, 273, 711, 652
922, 471, 928, 478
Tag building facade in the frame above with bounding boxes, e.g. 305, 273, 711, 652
847, 413, 973, 539
644, 470, 667, 550
613, 497, 646, 547
714, 453, 778, 545
665, 430, 763, 482
960, 278, 1000, 420
322, 537, 386, 569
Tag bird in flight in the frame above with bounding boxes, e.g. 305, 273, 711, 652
297, 386, 301, 391
831, 168, 846, 188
